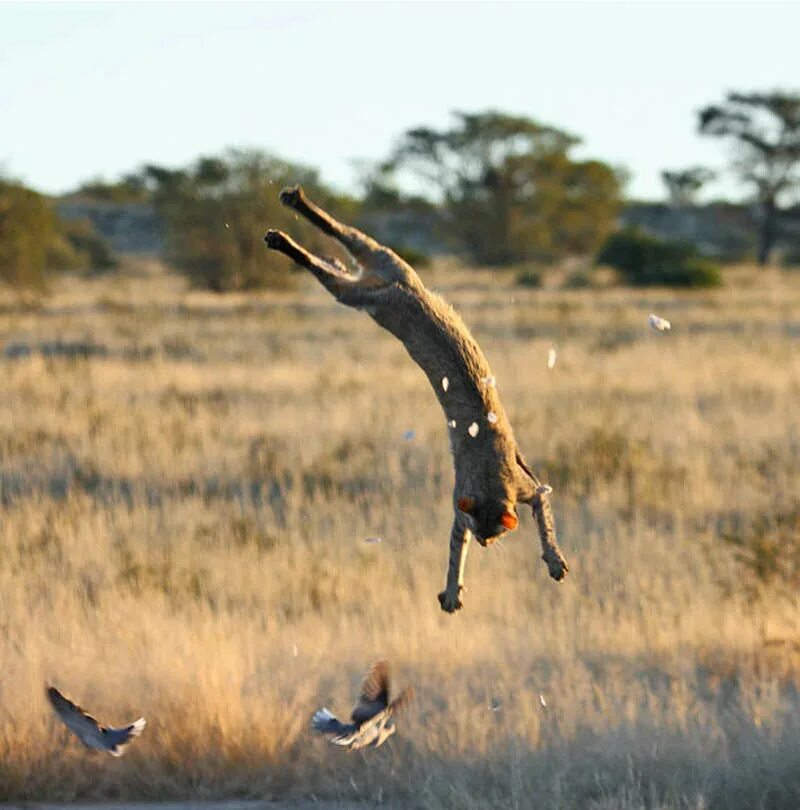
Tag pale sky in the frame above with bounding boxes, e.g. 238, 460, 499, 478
1, 1, 798, 202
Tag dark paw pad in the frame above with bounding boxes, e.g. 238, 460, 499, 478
437, 588, 464, 613
264, 230, 285, 249
279, 186, 303, 208
542, 550, 569, 581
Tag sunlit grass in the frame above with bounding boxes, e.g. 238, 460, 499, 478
1, 260, 800, 808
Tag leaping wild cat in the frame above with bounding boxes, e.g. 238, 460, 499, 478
265, 186, 568, 613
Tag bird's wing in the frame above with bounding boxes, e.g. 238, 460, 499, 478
104, 718, 146, 757
312, 707, 355, 737
351, 660, 390, 724
46, 686, 106, 748
389, 685, 414, 715
351, 685, 414, 739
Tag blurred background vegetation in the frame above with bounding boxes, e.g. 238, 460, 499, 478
0, 178, 116, 290
2, 90, 799, 293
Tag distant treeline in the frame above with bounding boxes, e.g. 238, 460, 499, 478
3, 95, 799, 291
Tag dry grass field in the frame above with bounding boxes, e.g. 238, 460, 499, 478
1, 259, 800, 809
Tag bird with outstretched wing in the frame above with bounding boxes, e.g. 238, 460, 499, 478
312, 660, 413, 751
46, 685, 146, 757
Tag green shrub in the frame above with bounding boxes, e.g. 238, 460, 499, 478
678, 255, 724, 288
138, 149, 352, 292
0, 180, 115, 286
0, 180, 57, 288
46, 232, 84, 271
59, 217, 117, 272
515, 267, 544, 288
561, 268, 594, 289
597, 228, 722, 288
394, 245, 431, 268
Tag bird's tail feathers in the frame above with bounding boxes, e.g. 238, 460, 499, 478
129, 717, 147, 736
312, 707, 337, 731
312, 707, 353, 737
106, 718, 146, 757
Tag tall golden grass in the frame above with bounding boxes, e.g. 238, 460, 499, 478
1, 259, 800, 808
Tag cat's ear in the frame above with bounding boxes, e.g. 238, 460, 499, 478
500, 511, 518, 531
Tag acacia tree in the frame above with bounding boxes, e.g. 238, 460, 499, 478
698, 91, 800, 264
381, 111, 622, 265
661, 167, 716, 207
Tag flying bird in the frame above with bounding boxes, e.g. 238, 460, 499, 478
46, 685, 146, 757
311, 660, 413, 751
648, 313, 672, 332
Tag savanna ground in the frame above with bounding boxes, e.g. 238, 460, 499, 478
1, 258, 800, 810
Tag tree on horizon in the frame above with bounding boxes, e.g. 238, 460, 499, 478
699, 90, 800, 265
377, 110, 623, 266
